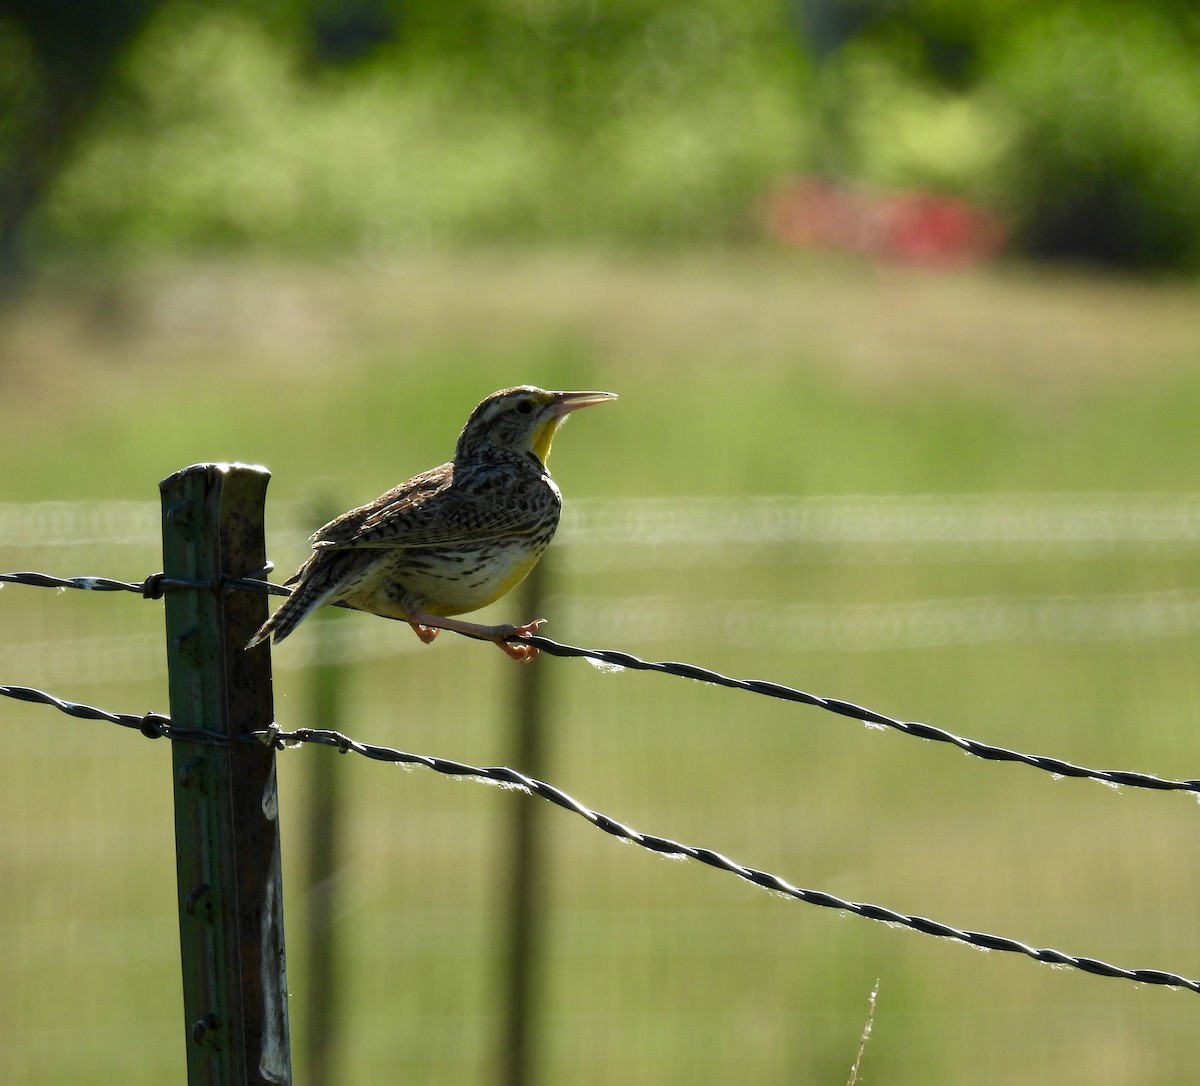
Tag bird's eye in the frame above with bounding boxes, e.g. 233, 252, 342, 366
516, 400, 534, 415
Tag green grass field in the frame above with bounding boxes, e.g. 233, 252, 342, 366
3, 249, 1200, 1085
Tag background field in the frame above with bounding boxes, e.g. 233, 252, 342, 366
2, 251, 1200, 1084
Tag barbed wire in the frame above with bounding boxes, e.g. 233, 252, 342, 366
2, 678, 1197, 996
0, 682, 223, 745
2, 570, 159, 594
0, 570, 283, 598
517, 632, 1200, 796
4, 568, 1199, 798
257, 723, 1200, 995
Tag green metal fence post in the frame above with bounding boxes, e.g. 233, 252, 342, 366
498, 558, 551, 1086
161, 462, 292, 1086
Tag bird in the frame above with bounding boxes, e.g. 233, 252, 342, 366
246, 385, 616, 662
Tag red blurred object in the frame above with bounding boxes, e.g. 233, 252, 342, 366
762, 177, 1006, 266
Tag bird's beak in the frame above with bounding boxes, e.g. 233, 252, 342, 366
547, 390, 618, 418
531, 391, 616, 465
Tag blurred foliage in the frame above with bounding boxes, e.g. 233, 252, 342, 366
988, 4, 1200, 267
3, 0, 1200, 268
0, 0, 163, 273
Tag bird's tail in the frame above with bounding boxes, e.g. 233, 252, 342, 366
245, 561, 341, 650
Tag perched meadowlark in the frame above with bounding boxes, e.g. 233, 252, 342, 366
247, 385, 616, 662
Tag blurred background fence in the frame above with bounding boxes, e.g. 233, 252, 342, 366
10, 492, 1200, 677
4, 490, 1200, 1084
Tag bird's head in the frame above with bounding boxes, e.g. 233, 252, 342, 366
455, 386, 617, 466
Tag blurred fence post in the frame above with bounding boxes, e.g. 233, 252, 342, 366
498, 558, 552, 1086
304, 502, 346, 1086
161, 462, 292, 1086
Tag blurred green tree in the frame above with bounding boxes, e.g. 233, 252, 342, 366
4, 0, 1200, 270
988, 3, 1200, 269
0, 0, 164, 275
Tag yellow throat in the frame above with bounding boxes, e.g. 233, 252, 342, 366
531, 416, 565, 465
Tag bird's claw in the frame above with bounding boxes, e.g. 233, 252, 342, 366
409, 622, 441, 644
497, 618, 547, 663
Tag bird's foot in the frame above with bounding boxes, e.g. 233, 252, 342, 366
408, 622, 441, 644
495, 618, 547, 663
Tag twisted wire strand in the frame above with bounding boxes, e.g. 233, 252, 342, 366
0, 570, 285, 598
3, 680, 1198, 996
1, 571, 158, 594
517, 633, 1200, 796
256, 723, 1200, 995
4, 568, 1199, 797
0, 683, 195, 742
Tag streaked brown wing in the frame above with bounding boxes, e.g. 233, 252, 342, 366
311, 462, 548, 552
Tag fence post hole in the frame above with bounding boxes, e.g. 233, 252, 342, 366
161, 462, 292, 1086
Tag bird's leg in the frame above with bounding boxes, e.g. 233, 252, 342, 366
405, 610, 547, 662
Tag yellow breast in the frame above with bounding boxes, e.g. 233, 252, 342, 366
415, 539, 549, 617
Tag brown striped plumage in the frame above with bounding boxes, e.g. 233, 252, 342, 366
247, 386, 616, 661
